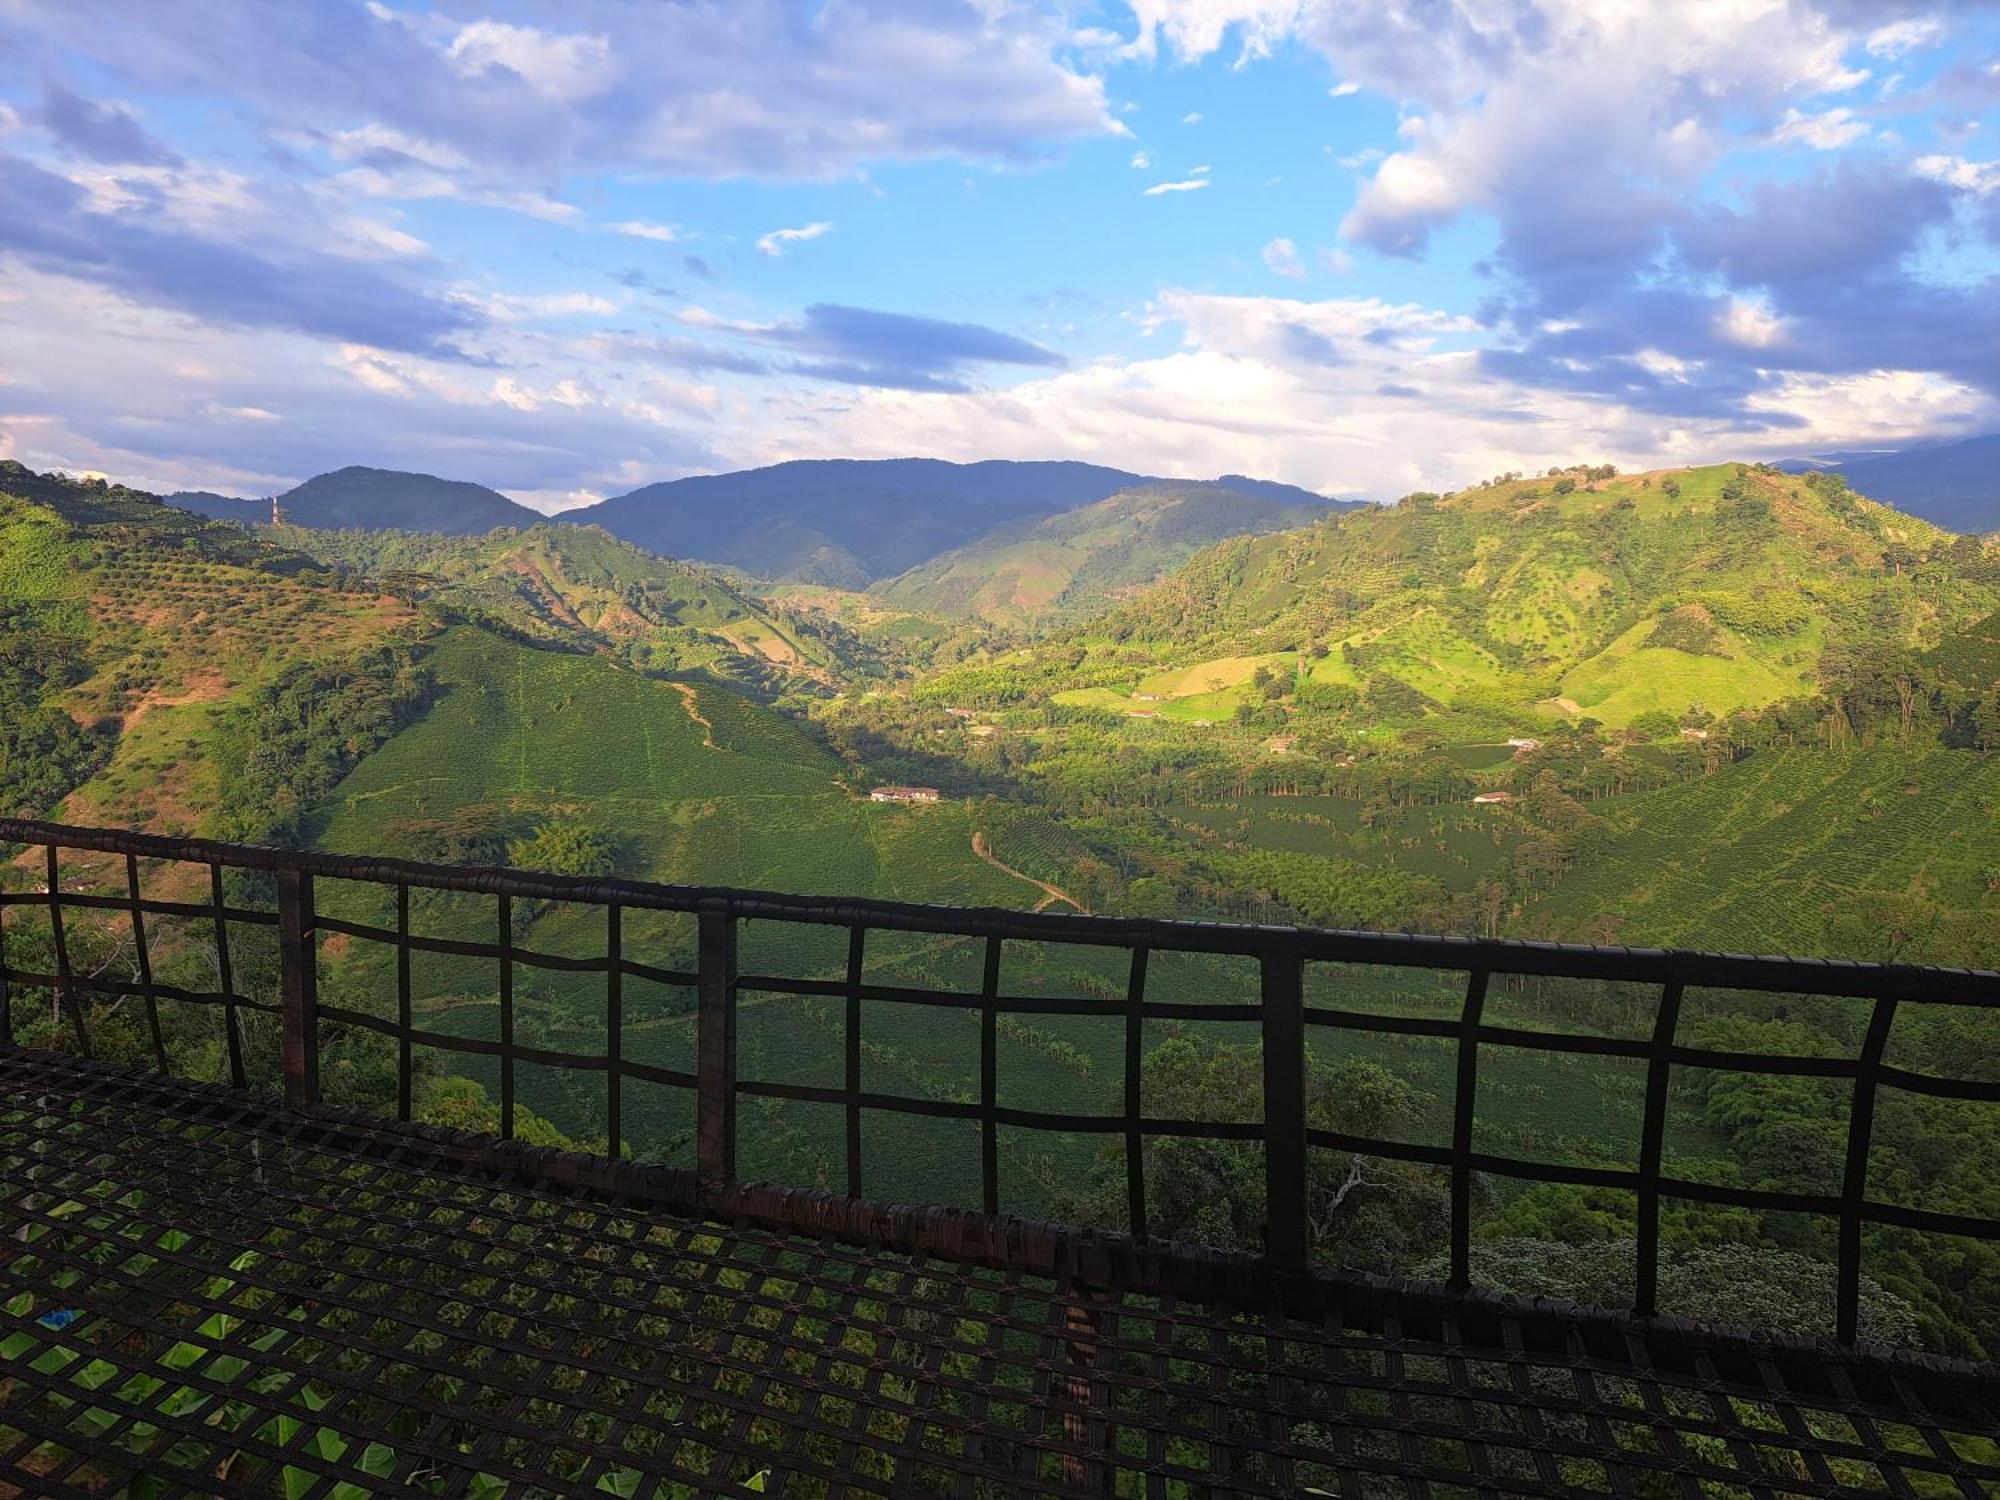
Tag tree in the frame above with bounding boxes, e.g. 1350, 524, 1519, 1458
1420, 1240, 1917, 1346
1061, 1036, 1448, 1272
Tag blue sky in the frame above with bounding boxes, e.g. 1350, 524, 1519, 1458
1, 1, 1996, 510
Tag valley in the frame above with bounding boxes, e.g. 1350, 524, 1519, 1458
3, 455, 1998, 1353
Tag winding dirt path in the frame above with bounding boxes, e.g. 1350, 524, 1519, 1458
972, 831, 1086, 913
669, 681, 717, 748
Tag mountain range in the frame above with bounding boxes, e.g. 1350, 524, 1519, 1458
169, 458, 1341, 586
1779, 432, 2000, 535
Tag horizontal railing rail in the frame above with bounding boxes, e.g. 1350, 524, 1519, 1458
4, 814, 2000, 1359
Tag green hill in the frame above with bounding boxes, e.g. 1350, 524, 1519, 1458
1041, 463, 1997, 731
276, 522, 841, 690
0, 464, 430, 834
875, 480, 1337, 631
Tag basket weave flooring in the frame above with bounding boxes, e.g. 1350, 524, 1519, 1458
3, 1049, 1996, 1498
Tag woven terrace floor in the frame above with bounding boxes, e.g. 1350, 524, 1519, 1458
3, 1050, 1997, 1499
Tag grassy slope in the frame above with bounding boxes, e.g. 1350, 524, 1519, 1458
1044, 464, 1991, 730
311, 627, 1089, 1201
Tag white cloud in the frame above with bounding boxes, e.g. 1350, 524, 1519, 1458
324, 125, 583, 219
746, 286, 1995, 499
464, 290, 620, 321
1112, 1, 1905, 270
1181, 111, 1204, 124
1866, 18, 1942, 58
1915, 154, 2000, 194
757, 220, 835, 256
7, 0, 1121, 187
1716, 296, 1786, 350
1190, 163, 1211, 174
1143, 177, 1209, 195
1120, 1, 1305, 66
1130, 148, 1154, 168
1335, 147, 1384, 169
1318, 247, 1354, 275
0, 262, 718, 503
1772, 107, 1869, 151
605, 220, 678, 241
1261, 236, 1306, 278
445, 19, 613, 103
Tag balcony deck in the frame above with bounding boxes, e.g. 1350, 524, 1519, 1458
6, 1048, 1997, 1499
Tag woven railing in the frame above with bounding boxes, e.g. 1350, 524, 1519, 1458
4, 814, 1999, 1366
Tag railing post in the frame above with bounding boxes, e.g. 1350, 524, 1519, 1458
696, 905, 738, 1188
276, 867, 319, 1110
0, 873, 12, 1049
46, 845, 89, 1057
1261, 940, 1308, 1270
1634, 978, 1685, 1317
1838, 991, 1899, 1344
1449, 968, 1490, 1289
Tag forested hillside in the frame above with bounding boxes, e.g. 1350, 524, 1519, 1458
570, 458, 1334, 585
876, 480, 1338, 630
274, 521, 845, 692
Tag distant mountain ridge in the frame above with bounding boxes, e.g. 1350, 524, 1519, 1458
569, 458, 1152, 586
172, 466, 543, 536
166, 458, 1348, 587
877, 480, 1348, 630
1779, 432, 2000, 535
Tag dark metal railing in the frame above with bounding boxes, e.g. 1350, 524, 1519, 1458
5, 816, 2000, 1356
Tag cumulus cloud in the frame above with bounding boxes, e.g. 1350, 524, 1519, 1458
1867, 18, 1943, 58
1771, 106, 1870, 149
1119, 0, 2000, 434
1915, 153, 2000, 193
1261, 236, 1306, 278
2, 0, 1119, 197
737, 286, 1999, 496
757, 220, 835, 256
0, 152, 478, 354
0, 263, 718, 505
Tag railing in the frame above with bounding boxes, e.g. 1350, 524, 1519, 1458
5, 816, 2000, 1359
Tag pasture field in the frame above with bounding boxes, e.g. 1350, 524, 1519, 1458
1135, 653, 1295, 701
1558, 616, 1809, 727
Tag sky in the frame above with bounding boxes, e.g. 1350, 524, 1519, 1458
0, 0, 1997, 511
